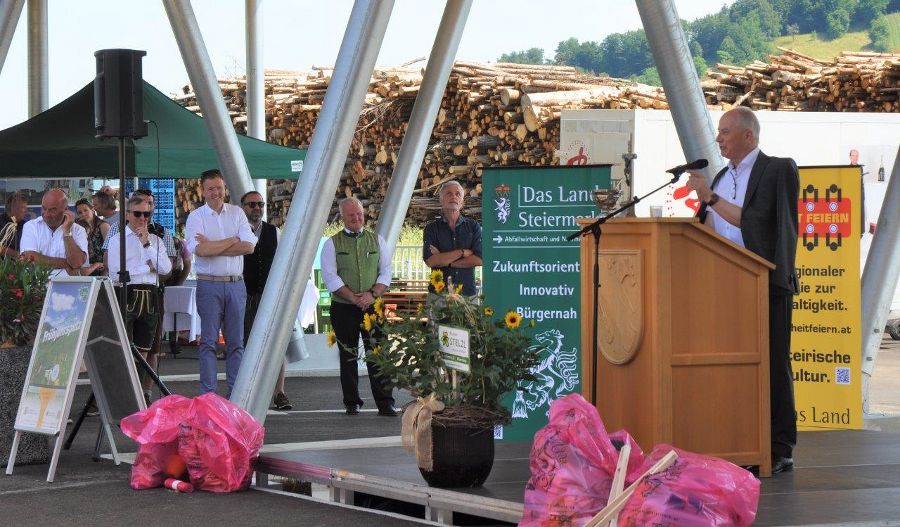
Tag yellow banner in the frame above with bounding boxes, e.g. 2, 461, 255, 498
793, 166, 862, 430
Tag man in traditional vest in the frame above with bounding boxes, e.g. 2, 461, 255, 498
321, 197, 397, 416
241, 190, 292, 410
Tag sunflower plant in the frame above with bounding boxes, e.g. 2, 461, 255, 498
359, 269, 541, 426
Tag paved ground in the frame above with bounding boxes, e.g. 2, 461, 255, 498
2, 333, 899, 525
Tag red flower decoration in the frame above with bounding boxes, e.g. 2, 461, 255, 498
13, 289, 24, 298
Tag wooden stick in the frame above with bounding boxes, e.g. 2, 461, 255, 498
607, 443, 631, 527
584, 450, 678, 527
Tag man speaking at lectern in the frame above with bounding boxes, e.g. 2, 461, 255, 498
687, 106, 800, 475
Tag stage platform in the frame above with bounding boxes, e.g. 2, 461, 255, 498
255, 429, 900, 526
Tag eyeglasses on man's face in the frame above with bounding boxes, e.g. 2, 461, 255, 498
243, 201, 265, 209
130, 210, 153, 218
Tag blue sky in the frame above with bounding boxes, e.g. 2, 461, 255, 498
0, 0, 732, 130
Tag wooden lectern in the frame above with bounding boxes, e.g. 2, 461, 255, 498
578, 217, 774, 476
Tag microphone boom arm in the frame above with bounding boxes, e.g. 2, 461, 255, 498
566, 172, 683, 241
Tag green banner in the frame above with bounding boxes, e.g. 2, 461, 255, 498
482, 165, 611, 441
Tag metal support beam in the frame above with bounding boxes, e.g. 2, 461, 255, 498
163, 0, 253, 198
635, 0, 722, 182
27, 0, 47, 117
0, 0, 24, 77
245, 0, 268, 219
232, 0, 395, 422
861, 147, 900, 412
375, 0, 472, 256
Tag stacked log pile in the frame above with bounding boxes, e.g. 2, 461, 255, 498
704, 48, 900, 112
173, 50, 898, 228
175, 62, 666, 226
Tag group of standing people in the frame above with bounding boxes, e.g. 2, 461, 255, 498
322, 180, 483, 415
2, 172, 489, 415
2, 106, 797, 472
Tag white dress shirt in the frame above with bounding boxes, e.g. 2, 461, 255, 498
321, 229, 392, 293
709, 147, 760, 248
185, 203, 257, 277
106, 225, 172, 285
20, 216, 89, 278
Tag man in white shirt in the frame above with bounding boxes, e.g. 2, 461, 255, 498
321, 197, 397, 416
185, 169, 257, 396
20, 188, 88, 278
105, 196, 172, 366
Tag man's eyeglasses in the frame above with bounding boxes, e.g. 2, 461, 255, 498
244, 201, 265, 209
130, 210, 153, 218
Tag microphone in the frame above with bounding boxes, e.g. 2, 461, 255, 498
666, 158, 708, 175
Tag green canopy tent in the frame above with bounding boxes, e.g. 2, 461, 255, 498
0, 80, 305, 179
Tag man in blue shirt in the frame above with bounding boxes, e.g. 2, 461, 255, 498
423, 180, 482, 297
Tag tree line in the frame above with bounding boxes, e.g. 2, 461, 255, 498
499, 0, 900, 85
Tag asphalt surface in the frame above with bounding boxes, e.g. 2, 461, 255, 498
1, 348, 422, 527
3, 334, 900, 526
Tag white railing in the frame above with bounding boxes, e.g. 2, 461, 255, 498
392, 245, 429, 281
390, 244, 482, 284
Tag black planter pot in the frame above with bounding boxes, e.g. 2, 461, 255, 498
419, 423, 495, 488
1, 345, 50, 467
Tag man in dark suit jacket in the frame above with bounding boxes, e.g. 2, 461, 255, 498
687, 106, 799, 476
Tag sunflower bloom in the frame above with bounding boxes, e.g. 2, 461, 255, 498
454, 283, 463, 294
372, 344, 382, 355
362, 313, 373, 332
429, 269, 444, 284
327, 330, 336, 347
483, 306, 494, 317
504, 311, 522, 329
373, 297, 384, 317
434, 280, 446, 293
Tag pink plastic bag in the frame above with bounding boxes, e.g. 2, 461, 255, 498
619, 444, 761, 526
521, 394, 644, 526
176, 393, 265, 493
120, 394, 193, 489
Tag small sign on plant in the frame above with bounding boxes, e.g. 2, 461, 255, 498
438, 324, 470, 373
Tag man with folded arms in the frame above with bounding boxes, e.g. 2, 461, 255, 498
185, 170, 257, 397
105, 195, 172, 369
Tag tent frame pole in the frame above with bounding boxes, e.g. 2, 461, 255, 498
163, 0, 253, 198
0, 0, 24, 78
375, 0, 472, 256
861, 147, 900, 412
245, 0, 268, 220
232, 0, 395, 422
27, 0, 47, 117
636, 0, 722, 183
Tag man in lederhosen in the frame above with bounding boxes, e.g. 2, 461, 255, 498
105, 195, 172, 370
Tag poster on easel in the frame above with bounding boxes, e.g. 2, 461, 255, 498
6, 277, 145, 482
15, 281, 90, 435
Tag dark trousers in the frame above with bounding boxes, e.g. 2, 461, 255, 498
114, 284, 161, 352
330, 301, 394, 409
770, 293, 797, 459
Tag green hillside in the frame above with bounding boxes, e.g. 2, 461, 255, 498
882, 12, 900, 50
774, 31, 873, 59
773, 13, 900, 60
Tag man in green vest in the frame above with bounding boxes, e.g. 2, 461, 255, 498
321, 197, 398, 416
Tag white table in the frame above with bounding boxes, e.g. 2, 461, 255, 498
161, 280, 320, 344
162, 285, 201, 342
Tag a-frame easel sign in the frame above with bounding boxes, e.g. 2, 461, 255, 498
5, 276, 145, 482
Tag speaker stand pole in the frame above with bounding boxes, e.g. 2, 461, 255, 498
591, 222, 601, 407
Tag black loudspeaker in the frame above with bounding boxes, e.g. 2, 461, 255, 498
94, 49, 148, 139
